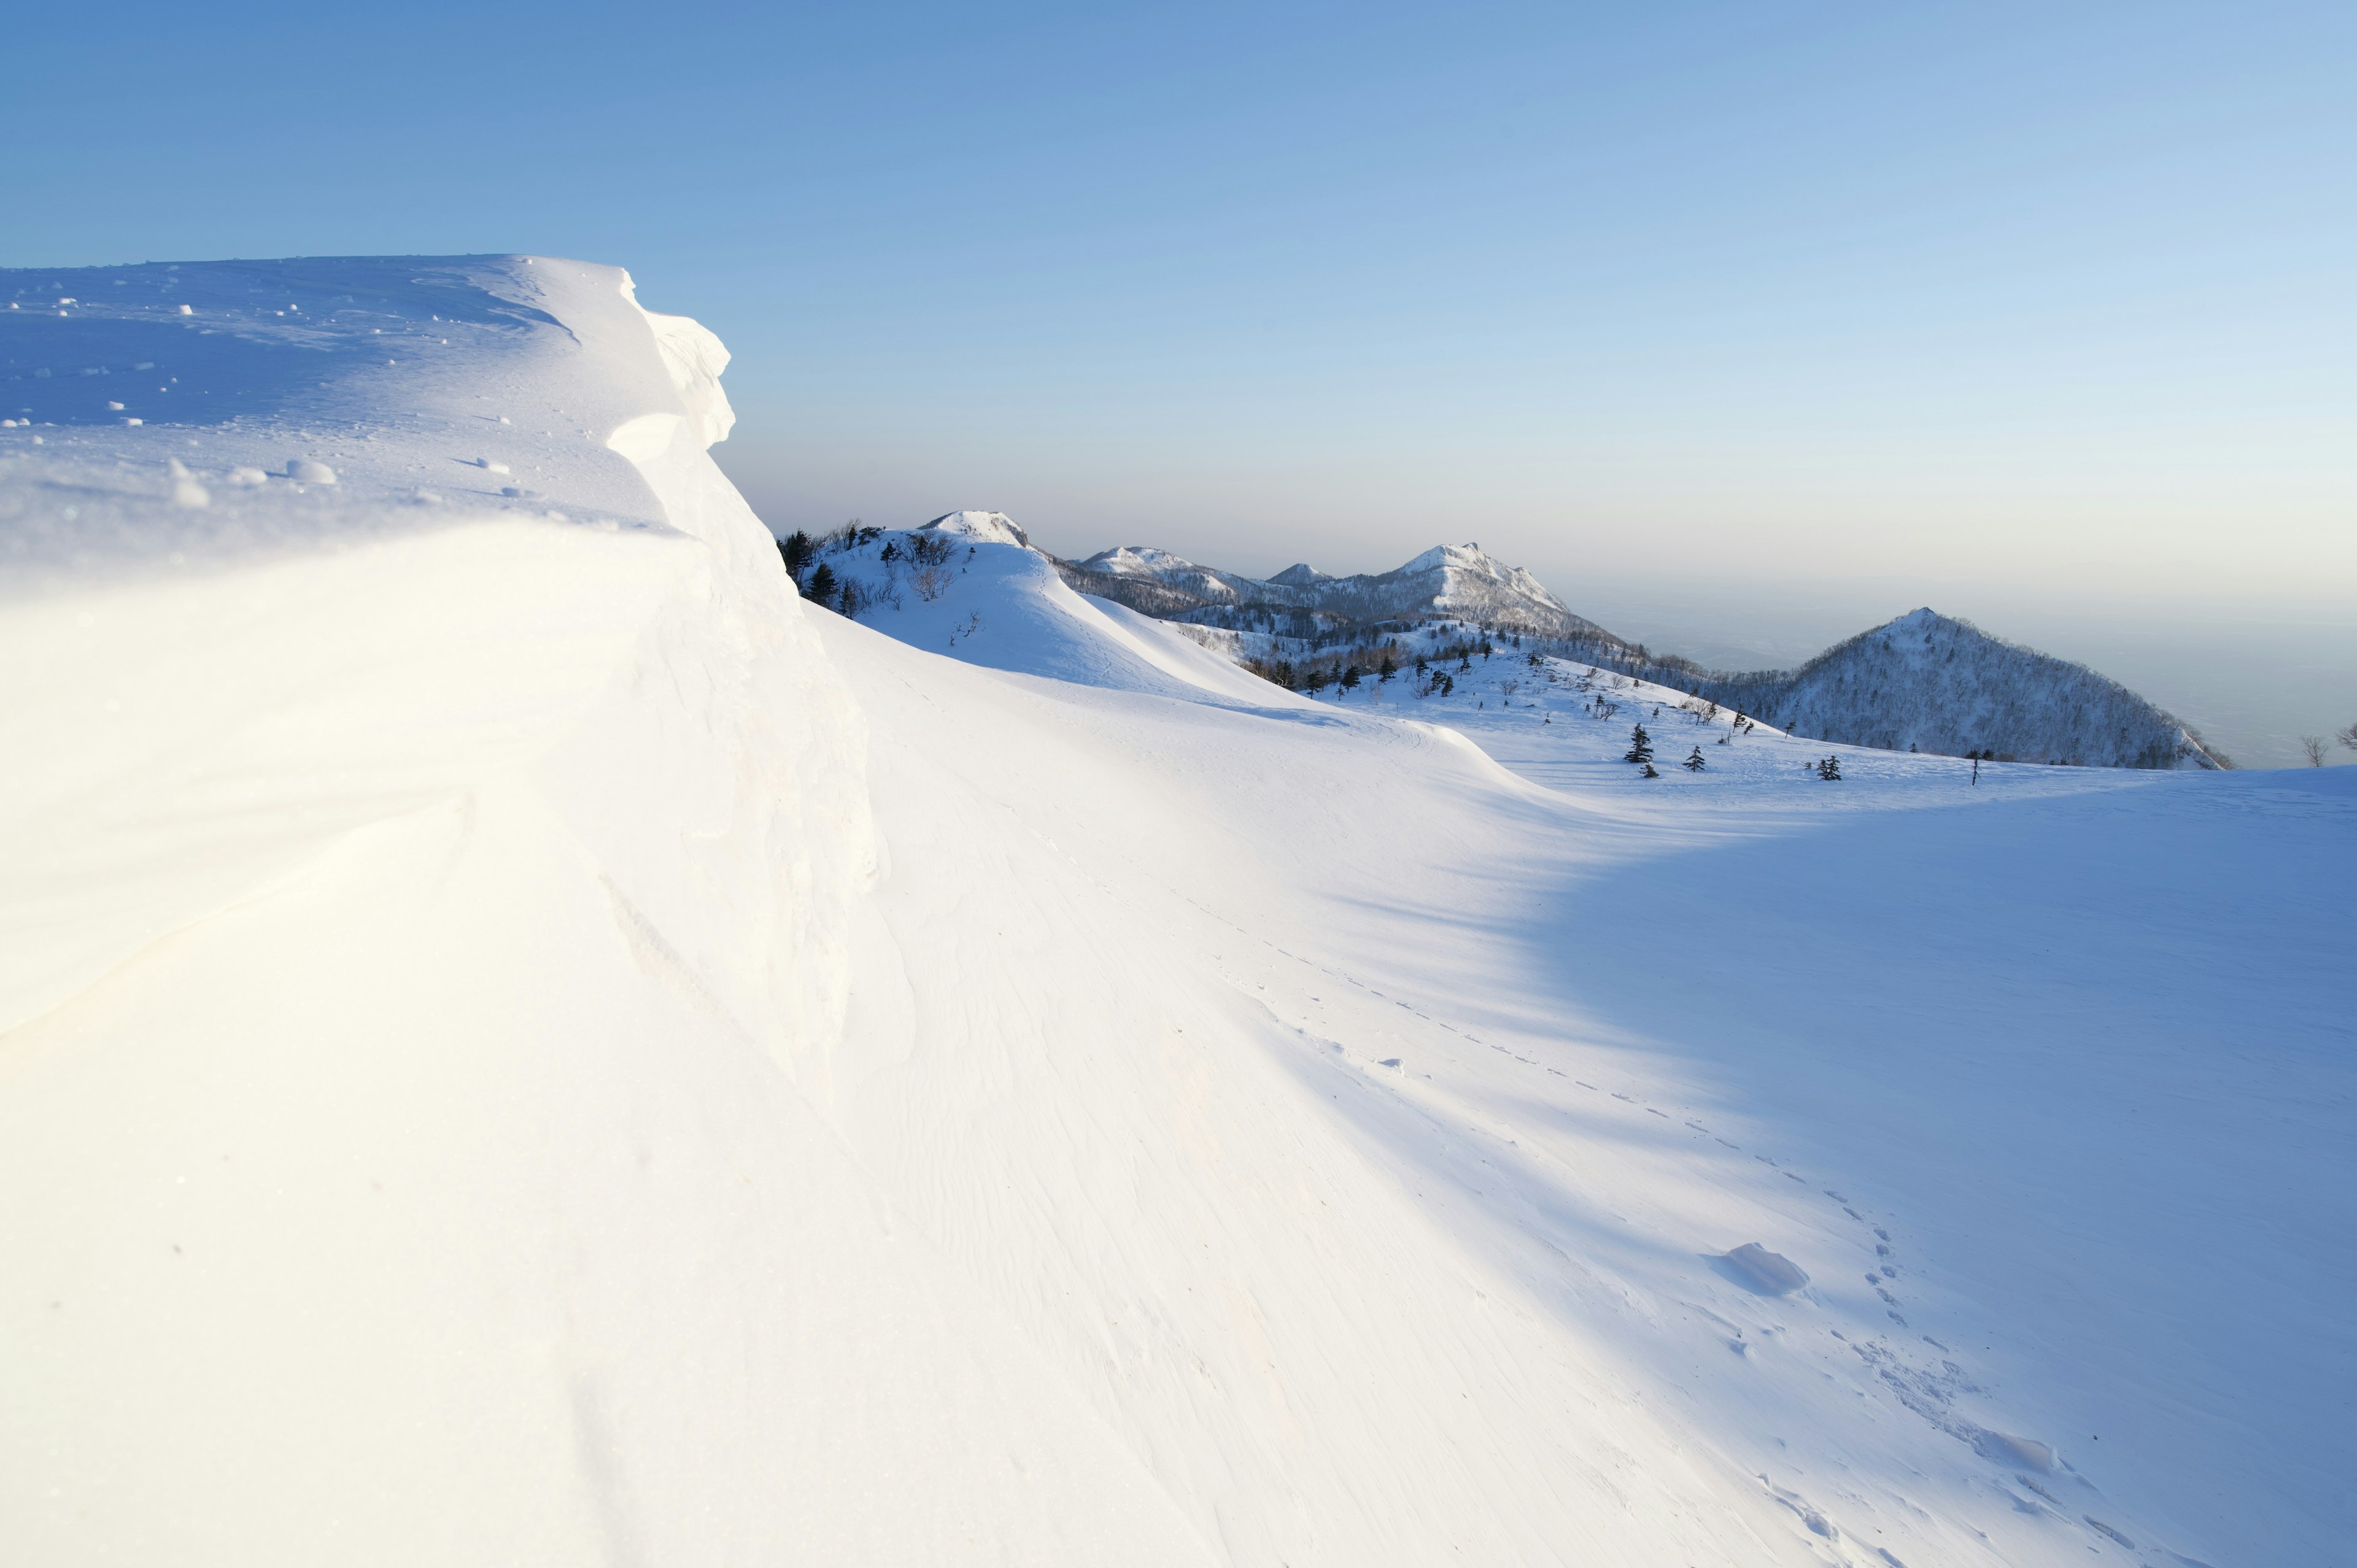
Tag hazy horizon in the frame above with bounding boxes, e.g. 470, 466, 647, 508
718, 454, 2352, 767
9, 1, 2348, 763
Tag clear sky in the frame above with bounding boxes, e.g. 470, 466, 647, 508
6, 1, 2351, 755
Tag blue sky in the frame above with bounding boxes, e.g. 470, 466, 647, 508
6, 1, 2351, 751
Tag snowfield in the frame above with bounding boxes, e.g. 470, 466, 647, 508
4, 257, 2350, 1567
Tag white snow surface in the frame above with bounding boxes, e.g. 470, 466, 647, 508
6, 261, 2351, 1568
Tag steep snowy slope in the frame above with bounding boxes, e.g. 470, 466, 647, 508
1696, 608, 2223, 768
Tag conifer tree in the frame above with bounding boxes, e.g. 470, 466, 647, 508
1683, 746, 1706, 771
1341, 665, 1362, 692
803, 562, 838, 605
1818, 754, 1842, 780
1624, 724, 1654, 764
1641, 761, 1661, 778
779, 530, 815, 583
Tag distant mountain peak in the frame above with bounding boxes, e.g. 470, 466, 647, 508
1701, 607, 2224, 770
923, 510, 1032, 548
1396, 542, 1496, 574
1081, 545, 1201, 577
1051, 536, 1598, 641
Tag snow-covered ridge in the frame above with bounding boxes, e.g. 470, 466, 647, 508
1, 255, 869, 1045
0, 255, 912, 1562
1061, 536, 1612, 638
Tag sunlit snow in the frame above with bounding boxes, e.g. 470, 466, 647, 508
1, 255, 2347, 1568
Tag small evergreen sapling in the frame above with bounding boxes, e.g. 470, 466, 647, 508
1640, 761, 1661, 778
1683, 746, 1706, 771
1817, 754, 1842, 781
1624, 724, 1654, 764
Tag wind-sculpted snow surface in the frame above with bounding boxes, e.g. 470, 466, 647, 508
6, 263, 2347, 1567
0, 259, 1207, 1566
844, 526, 2351, 1567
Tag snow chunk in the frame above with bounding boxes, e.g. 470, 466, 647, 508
1722, 1243, 1810, 1295
167, 460, 208, 509
1972, 1430, 2057, 1472
285, 458, 338, 484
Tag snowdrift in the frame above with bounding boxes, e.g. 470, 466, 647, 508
0, 258, 1202, 1565
6, 258, 2350, 1568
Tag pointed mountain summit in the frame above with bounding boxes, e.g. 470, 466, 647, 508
1701, 608, 2223, 769
922, 510, 1032, 548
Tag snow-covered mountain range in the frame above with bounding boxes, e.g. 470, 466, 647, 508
1047, 540, 2220, 768
5, 257, 2345, 1567
1060, 539, 1617, 640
